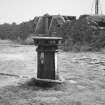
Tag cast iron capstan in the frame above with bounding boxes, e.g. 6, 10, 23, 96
33, 14, 64, 82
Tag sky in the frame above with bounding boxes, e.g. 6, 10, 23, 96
0, 0, 105, 24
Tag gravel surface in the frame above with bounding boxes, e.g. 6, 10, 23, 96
0, 43, 105, 105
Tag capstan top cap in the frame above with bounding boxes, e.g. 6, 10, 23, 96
33, 36, 63, 46
34, 14, 65, 36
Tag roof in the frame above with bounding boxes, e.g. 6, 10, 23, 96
79, 15, 105, 22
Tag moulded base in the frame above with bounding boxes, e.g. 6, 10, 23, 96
34, 76, 65, 84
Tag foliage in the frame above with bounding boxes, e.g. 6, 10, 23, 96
56, 15, 105, 51
0, 19, 35, 43
0, 15, 105, 51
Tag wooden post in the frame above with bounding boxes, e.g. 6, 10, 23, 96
95, 0, 99, 14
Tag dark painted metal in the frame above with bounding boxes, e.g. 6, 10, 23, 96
33, 37, 62, 80
33, 14, 63, 80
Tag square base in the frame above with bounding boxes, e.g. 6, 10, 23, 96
35, 76, 65, 84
